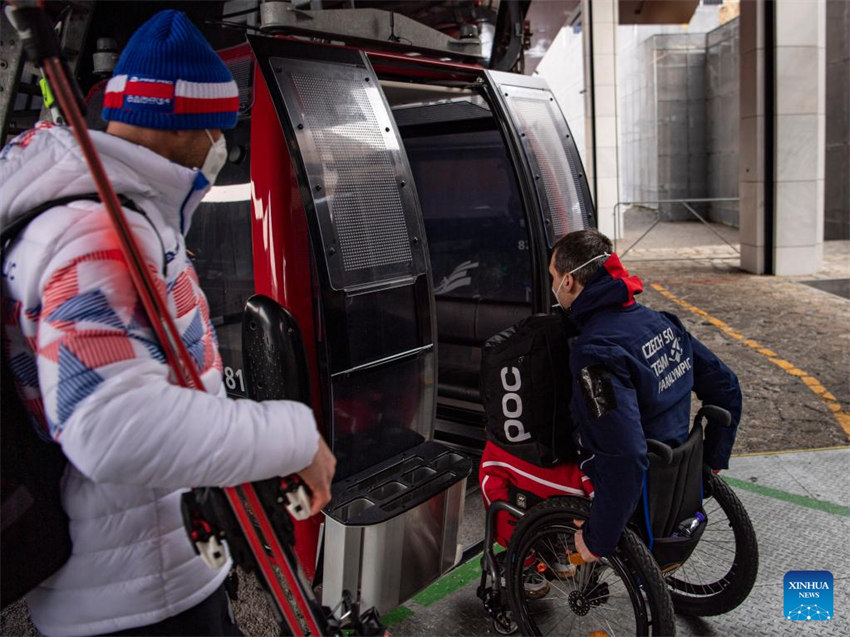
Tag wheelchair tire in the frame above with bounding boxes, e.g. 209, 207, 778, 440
505, 497, 675, 636
666, 472, 758, 616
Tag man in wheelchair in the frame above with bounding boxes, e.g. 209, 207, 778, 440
546, 229, 742, 563
478, 229, 744, 626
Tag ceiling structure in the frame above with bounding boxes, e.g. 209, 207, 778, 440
81, 0, 703, 81
618, 1, 701, 26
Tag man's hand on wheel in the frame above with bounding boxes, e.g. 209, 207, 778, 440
297, 437, 336, 516
573, 519, 599, 563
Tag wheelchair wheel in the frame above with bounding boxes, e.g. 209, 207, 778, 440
505, 498, 675, 636
666, 472, 758, 616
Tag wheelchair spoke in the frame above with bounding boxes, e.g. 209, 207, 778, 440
518, 524, 647, 636
543, 535, 572, 572
531, 594, 636, 637
702, 525, 733, 536
537, 541, 576, 595
705, 518, 728, 529
602, 614, 632, 636
539, 559, 577, 598
689, 545, 718, 572
577, 557, 594, 590
703, 499, 721, 514
697, 538, 737, 554
684, 555, 709, 585
669, 547, 733, 596
587, 597, 635, 634
540, 601, 579, 637
678, 560, 701, 589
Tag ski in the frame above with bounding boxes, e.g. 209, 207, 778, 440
225, 485, 325, 635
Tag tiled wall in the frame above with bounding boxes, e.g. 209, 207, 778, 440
825, 0, 850, 240
653, 33, 708, 220
771, 0, 826, 274
617, 4, 721, 221
738, 0, 768, 273
582, 0, 621, 237
618, 24, 659, 210
705, 19, 740, 226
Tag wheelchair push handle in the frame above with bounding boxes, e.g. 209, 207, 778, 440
695, 405, 732, 429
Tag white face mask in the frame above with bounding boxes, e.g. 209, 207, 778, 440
551, 252, 610, 309
200, 129, 227, 185
551, 276, 567, 308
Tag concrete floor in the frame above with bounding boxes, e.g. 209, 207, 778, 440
3, 221, 848, 636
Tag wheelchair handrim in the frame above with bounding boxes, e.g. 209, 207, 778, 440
512, 522, 649, 636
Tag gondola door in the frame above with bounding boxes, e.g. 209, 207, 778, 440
484, 70, 596, 247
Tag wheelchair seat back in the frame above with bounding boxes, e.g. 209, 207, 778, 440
634, 421, 705, 570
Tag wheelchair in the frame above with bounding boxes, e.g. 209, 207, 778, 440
477, 406, 759, 636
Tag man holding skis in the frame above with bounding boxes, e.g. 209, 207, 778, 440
0, 10, 334, 636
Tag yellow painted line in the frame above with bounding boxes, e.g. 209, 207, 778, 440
650, 282, 850, 437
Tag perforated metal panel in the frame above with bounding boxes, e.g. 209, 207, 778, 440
227, 57, 254, 115
290, 73, 412, 273
270, 56, 426, 291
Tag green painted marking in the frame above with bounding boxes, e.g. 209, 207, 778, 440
381, 605, 414, 627
723, 476, 850, 517
412, 546, 504, 607
411, 554, 483, 606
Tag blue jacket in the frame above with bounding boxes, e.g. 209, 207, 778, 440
566, 254, 741, 557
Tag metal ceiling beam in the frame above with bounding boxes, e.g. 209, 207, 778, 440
259, 3, 485, 62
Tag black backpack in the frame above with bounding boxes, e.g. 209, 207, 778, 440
480, 313, 579, 467
0, 194, 139, 608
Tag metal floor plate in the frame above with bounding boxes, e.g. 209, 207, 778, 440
801, 278, 850, 300
391, 448, 850, 636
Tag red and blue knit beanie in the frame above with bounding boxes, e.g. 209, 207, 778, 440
102, 10, 238, 130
